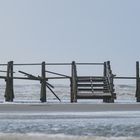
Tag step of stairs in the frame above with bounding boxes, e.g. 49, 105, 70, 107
76, 76, 112, 99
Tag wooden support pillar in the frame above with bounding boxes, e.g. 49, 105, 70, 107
109, 61, 115, 103
103, 62, 108, 103
71, 61, 77, 103
103, 61, 115, 103
136, 61, 140, 102
40, 61, 46, 102
104, 62, 107, 77
5, 61, 14, 102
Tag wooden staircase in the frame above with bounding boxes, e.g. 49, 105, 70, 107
71, 61, 116, 103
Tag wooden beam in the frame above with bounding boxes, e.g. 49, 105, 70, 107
4, 61, 14, 102
71, 61, 77, 103
40, 61, 46, 102
136, 61, 140, 102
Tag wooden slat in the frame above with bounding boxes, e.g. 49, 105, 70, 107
78, 88, 109, 92
76, 63, 104, 65
77, 78, 105, 82
77, 93, 111, 96
77, 84, 106, 87
77, 93, 111, 99
78, 76, 104, 79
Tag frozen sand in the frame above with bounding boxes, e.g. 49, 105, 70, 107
0, 134, 139, 140
0, 103, 140, 113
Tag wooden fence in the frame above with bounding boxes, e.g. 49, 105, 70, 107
0, 61, 139, 103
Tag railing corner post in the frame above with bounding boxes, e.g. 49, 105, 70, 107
136, 61, 140, 102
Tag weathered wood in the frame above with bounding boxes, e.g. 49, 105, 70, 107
77, 84, 105, 87
46, 84, 61, 102
76, 63, 104, 65
103, 61, 115, 103
19, 66, 61, 102
74, 61, 115, 103
0, 70, 15, 73
136, 61, 140, 102
77, 94, 111, 99
71, 61, 77, 103
1, 60, 140, 103
77, 77, 105, 82
46, 70, 70, 78
19, 71, 39, 80
40, 61, 46, 102
104, 62, 107, 77
4, 61, 14, 102
115, 77, 137, 79
78, 88, 109, 92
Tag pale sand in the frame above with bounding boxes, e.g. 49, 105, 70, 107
0, 134, 139, 140
0, 103, 140, 113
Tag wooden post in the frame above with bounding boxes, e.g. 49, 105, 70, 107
136, 61, 140, 102
40, 61, 46, 102
104, 62, 107, 77
5, 61, 14, 102
103, 61, 115, 103
109, 61, 115, 103
103, 62, 107, 102
71, 61, 77, 103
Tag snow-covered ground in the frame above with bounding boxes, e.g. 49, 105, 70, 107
0, 84, 137, 102
0, 84, 139, 139
0, 111, 140, 137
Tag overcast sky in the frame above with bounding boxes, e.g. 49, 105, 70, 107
0, 0, 140, 84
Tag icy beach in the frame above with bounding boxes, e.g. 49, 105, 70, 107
0, 104, 140, 140
0, 84, 140, 140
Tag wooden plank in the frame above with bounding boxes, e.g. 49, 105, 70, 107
78, 88, 109, 92
77, 93, 111, 96
0, 62, 104, 66
114, 77, 137, 79
18, 71, 39, 80
77, 84, 106, 87
77, 94, 111, 99
77, 78, 105, 82
78, 76, 104, 79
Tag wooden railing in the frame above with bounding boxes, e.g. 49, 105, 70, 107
0, 61, 140, 103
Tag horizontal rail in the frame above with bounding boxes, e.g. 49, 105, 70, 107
0, 76, 70, 80
0, 62, 104, 66
46, 63, 71, 65
0, 70, 15, 73
0, 63, 71, 66
76, 63, 104, 65
114, 77, 137, 79
0, 63, 41, 66
0, 76, 137, 80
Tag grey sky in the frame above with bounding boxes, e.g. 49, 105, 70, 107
0, 0, 140, 84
